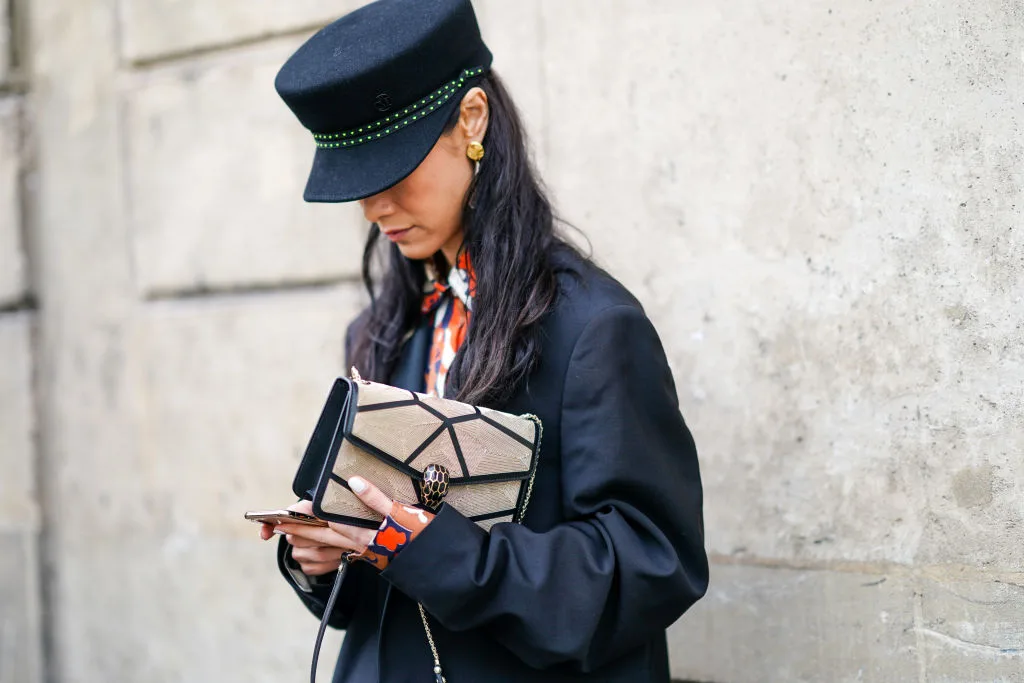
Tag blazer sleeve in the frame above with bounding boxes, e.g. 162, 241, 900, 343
276, 536, 376, 629
380, 304, 709, 671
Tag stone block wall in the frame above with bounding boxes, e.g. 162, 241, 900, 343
4, 1, 1021, 682
535, 3, 1024, 681
123, 42, 366, 295
0, 312, 42, 683
0, 96, 25, 306
1, 2, 44, 679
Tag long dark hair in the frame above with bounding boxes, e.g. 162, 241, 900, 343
350, 70, 581, 406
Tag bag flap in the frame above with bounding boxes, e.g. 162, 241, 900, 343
291, 378, 356, 499
345, 381, 538, 484
310, 378, 542, 531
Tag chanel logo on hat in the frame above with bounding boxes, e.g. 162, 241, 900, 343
374, 93, 393, 112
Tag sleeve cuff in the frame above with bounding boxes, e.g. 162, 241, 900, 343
281, 543, 314, 593
380, 503, 488, 606
352, 501, 435, 571
279, 540, 338, 593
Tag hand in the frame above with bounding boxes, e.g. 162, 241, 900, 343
261, 477, 396, 576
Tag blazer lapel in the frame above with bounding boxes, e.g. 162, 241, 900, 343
389, 317, 432, 393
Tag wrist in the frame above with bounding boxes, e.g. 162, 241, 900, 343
352, 502, 435, 571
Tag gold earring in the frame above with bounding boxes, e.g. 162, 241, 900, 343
466, 141, 485, 162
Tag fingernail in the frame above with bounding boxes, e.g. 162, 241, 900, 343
349, 477, 367, 494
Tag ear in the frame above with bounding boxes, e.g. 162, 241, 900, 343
454, 86, 489, 146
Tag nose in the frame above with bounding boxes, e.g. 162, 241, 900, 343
360, 191, 395, 225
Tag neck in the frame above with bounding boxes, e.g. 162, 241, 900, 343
441, 235, 464, 267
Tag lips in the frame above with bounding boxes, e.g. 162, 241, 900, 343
381, 226, 413, 242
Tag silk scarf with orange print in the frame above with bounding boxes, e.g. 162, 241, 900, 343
421, 251, 475, 398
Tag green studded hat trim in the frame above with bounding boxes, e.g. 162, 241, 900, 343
313, 66, 486, 149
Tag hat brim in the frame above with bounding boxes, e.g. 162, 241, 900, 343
301, 81, 470, 203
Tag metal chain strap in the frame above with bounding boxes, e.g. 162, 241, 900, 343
413, 413, 543, 682
517, 414, 543, 519
418, 603, 446, 683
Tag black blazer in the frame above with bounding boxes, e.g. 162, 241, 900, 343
277, 250, 709, 682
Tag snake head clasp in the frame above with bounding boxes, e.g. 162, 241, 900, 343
420, 464, 450, 511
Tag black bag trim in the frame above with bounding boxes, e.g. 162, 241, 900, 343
304, 376, 542, 526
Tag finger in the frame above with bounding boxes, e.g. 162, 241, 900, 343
276, 523, 337, 545
278, 524, 363, 552
348, 477, 394, 517
286, 535, 325, 548
277, 521, 366, 549
286, 500, 316, 516
291, 546, 345, 564
326, 522, 376, 549
288, 535, 339, 549
259, 523, 275, 541
275, 513, 373, 548
292, 547, 345, 565
299, 561, 343, 577
289, 534, 361, 554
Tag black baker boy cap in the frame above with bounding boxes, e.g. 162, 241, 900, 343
275, 0, 492, 203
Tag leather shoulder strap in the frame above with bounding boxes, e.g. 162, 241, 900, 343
310, 559, 350, 683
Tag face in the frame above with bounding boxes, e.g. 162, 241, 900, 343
358, 87, 489, 264
359, 133, 473, 263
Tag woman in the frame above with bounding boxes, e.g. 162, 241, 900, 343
260, 0, 709, 681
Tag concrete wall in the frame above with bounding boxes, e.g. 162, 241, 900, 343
3, 1, 1021, 682
1, 1, 44, 678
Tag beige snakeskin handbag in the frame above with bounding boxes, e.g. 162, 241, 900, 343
292, 369, 543, 683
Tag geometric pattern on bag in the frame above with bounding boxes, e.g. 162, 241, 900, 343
296, 369, 542, 533
296, 369, 544, 683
